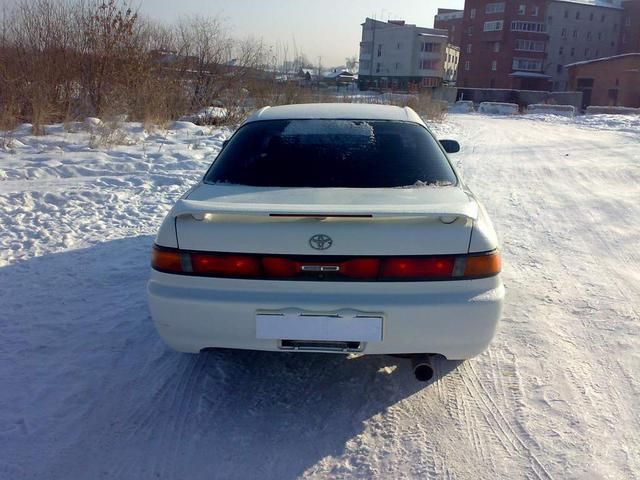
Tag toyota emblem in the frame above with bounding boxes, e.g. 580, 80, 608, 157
309, 234, 333, 250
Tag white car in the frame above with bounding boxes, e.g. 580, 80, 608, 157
148, 103, 503, 380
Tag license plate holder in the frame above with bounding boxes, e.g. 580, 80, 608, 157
256, 309, 383, 342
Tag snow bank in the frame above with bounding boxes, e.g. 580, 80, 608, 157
448, 101, 475, 113
478, 102, 519, 115
526, 104, 575, 117
586, 106, 640, 115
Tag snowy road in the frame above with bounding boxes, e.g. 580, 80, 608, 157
1, 115, 639, 479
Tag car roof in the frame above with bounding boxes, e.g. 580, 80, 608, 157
244, 103, 425, 125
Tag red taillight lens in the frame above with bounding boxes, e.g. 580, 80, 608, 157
341, 258, 381, 279
381, 257, 455, 279
191, 253, 261, 277
151, 246, 182, 273
262, 257, 298, 277
463, 252, 501, 278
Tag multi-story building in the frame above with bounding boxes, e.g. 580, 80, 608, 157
619, 0, 640, 53
358, 18, 456, 91
434, 8, 465, 46
444, 44, 461, 83
546, 0, 624, 90
456, 0, 626, 91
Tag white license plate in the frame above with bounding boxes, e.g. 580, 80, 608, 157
256, 309, 383, 342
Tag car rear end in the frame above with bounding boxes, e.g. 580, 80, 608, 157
147, 105, 504, 359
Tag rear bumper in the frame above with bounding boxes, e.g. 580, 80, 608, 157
147, 271, 504, 359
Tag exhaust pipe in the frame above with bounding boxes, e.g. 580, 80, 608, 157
411, 355, 435, 382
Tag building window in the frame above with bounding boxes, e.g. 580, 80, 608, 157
595, 49, 599, 56
376, 62, 382, 73
598, 31, 602, 40
601, 14, 606, 22
516, 39, 546, 52
494, 42, 501, 52
575, 11, 580, 20
466, 43, 472, 53
585, 48, 590, 56
519, 5, 526, 15
419, 59, 439, 70
511, 21, 546, 32
485, 2, 505, 14
587, 31, 592, 40
397, 42, 402, 50
613, 23, 618, 31
622, 34, 627, 44
573, 29, 578, 38
589, 12, 594, 21
625, 17, 631, 26
561, 27, 567, 37
421, 42, 438, 52
512, 58, 543, 71
467, 26, 474, 36
557, 64, 563, 73
570, 47, 575, 56
491, 60, 497, 71
377, 44, 382, 57
532, 6, 539, 16
484, 20, 504, 32
559, 46, 564, 55
452, 25, 456, 32
564, 10, 569, 19
395, 62, 401, 71
465, 61, 470, 71
470, 8, 476, 19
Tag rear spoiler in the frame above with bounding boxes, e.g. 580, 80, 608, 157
171, 199, 478, 221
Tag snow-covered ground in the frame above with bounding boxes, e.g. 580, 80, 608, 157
1, 114, 639, 479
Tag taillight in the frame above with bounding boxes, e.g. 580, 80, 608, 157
381, 257, 455, 279
151, 246, 182, 273
463, 251, 501, 278
151, 245, 500, 281
262, 257, 298, 277
191, 253, 261, 277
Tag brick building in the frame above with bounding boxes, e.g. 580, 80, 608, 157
567, 53, 640, 107
457, 0, 551, 90
434, 8, 465, 46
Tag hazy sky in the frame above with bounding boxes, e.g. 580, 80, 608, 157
136, 0, 465, 67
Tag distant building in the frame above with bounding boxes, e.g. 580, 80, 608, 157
456, 0, 627, 91
444, 44, 461, 83
619, 0, 640, 53
567, 53, 640, 107
434, 8, 464, 46
545, 0, 624, 91
358, 18, 456, 91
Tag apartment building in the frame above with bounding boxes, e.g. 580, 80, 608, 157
434, 8, 464, 46
358, 18, 455, 91
456, 0, 627, 91
546, 0, 624, 90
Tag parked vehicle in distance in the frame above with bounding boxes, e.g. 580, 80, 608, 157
148, 103, 504, 380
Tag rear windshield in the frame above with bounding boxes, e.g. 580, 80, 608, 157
204, 119, 457, 188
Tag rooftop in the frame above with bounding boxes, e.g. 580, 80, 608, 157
566, 52, 640, 67
548, 0, 623, 9
244, 103, 422, 124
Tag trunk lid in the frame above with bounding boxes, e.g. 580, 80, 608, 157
174, 184, 476, 256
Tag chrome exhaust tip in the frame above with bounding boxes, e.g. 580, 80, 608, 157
411, 355, 435, 382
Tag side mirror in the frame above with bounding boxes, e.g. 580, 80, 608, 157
439, 139, 460, 154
